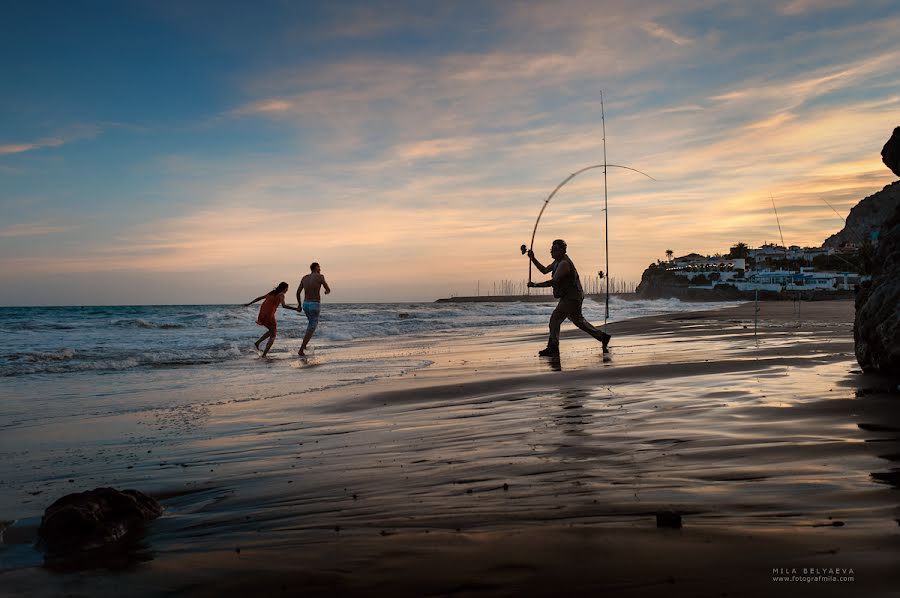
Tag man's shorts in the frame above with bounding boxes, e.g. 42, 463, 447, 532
302, 301, 321, 332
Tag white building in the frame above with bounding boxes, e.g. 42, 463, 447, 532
693, 269, 861, 292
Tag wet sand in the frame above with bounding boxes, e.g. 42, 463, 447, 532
2, 299, 899, 596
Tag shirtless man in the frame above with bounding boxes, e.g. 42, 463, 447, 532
296, 262, 331, 356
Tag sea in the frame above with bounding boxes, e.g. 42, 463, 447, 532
0, 298, 738, 439
0, 298, 741, 377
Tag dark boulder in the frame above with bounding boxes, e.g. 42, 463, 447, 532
882, 126, 900, 177
38, 487, 162, 554
854, 206, 900, 373
855, 128, 900, 375
656, 511, 683, 529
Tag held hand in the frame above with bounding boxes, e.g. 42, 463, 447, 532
527, 282, 536, 288
526, 250, 534, 258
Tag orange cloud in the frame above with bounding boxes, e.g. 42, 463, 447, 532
0, 137, 64, 155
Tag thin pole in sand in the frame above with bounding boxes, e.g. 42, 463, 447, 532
520, 97, 655, 308
754, 289, 759, 337
601, 91, 610, 325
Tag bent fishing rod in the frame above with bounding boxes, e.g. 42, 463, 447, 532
520, 163, 656, 298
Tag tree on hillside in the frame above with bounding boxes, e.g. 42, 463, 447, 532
665, 249, 674, 262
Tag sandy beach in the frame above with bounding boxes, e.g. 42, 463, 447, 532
2, 299, 899, 597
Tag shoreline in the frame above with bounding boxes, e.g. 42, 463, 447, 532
3, 299, 899, 596
434, 293, 637, 303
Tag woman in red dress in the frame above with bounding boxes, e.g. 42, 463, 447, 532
245, 282, 296, 357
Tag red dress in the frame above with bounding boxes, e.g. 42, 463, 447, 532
256, 293, 282, 329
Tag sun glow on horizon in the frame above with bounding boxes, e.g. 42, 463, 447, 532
1, 1, 898, 304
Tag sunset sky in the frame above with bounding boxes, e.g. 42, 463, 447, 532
2, 1, 898, 304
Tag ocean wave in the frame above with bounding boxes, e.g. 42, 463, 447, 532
18, 348, 78, 362
0, 322, 80, 332
0, 343, 248, 377
111, 318, 186, 329
0, 299, 743, 377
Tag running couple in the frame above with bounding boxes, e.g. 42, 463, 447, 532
245, 262, 330, 357
526, 239, 611, 357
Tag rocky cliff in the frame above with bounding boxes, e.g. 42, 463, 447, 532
853, 128, 900, 375
882, 126, 900, 177
823, 181, 900, 248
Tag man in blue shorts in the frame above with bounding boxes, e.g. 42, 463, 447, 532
296, 262, 331, 356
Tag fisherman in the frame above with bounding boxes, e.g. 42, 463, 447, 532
527, 239, 611, 356
296, 262, 331, 357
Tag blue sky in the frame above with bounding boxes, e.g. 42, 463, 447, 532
2, 0, 899, 304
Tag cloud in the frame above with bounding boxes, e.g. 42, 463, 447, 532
321, 6, 439, 39
641, 21, 694, 46
393, 137, 480, 161
0, 221, 74, 237
0, 137, 65, 156
0, 123, 104, 156
709, 50, 900, 111
232, 98, 295, 116
4, 1, 900, 303
779, 0, 857, 16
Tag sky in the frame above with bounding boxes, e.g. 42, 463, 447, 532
2, 0, 899, 305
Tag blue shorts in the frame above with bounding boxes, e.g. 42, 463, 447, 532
302, 301, 321, 332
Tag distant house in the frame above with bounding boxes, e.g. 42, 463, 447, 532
749, 244, 786, 263
653, 239, 859, 293
695, 268, 862, 292
799, 246, 830, 262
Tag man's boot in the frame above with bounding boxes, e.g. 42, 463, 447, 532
538, 343, 560, 357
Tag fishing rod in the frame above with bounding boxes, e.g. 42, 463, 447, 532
771, 195, 789, 260
821, 197, 847, 224
770, 195, 802, 327
520, 164, 655, 275
818, 196, 870, 246
521, 93, 655, 323
771, 194, 861, 273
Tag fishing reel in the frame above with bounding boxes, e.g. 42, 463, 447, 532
520, 244, 528, 255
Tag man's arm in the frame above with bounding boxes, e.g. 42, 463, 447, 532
528, 260, 569, 288
296, 276, 306, 306
526, 250, 552, 274
321, 276, 331, 295
550, 259, 570, 283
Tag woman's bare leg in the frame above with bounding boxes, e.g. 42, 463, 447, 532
261, 329, 277, 357
254, 330, 271, 350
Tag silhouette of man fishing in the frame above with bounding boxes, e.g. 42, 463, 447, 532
526, 239, 611, 357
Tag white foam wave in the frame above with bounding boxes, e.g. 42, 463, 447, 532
21, 348, 77, 362
0, 343, 249, 377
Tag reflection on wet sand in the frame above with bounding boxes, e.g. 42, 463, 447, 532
3, 300, 899, 596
